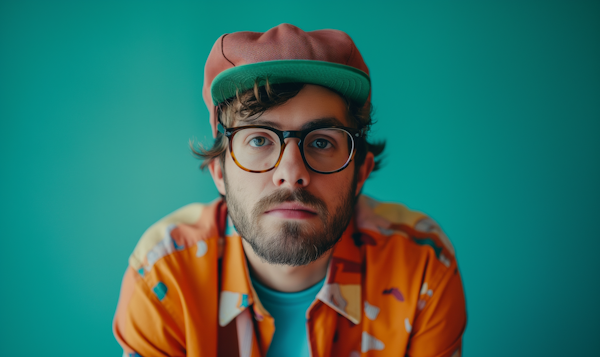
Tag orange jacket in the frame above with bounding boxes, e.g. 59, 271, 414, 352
113, 196, 466, 356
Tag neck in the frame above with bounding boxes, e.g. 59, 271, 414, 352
242, 239, 332, 293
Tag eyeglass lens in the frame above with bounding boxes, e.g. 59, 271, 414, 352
230, 128, 354, 173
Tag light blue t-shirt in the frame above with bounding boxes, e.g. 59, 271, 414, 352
251, 276, 325, 357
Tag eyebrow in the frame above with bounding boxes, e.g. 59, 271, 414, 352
238, 117, 346, 130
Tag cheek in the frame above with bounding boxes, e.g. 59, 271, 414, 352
312, 171, 355, 207
225, 154, 272, 199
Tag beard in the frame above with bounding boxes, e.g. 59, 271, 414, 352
224, 176, 357, 267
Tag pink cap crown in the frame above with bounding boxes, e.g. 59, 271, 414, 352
203, 24, 371, 137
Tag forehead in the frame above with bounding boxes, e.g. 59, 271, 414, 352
237, 84, 351, 129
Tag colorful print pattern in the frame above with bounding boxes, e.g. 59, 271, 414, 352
113, 196, 467, 357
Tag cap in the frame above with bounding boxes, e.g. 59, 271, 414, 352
202, 24, 371, 137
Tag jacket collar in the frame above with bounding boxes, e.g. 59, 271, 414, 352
316, 221, 363, 324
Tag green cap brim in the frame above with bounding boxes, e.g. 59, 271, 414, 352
211, 60, 370, 106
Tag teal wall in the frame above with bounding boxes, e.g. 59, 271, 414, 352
1, 1, 598, 356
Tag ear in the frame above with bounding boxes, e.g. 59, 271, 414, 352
208, 157, 227, 196
355, 151, 375, 196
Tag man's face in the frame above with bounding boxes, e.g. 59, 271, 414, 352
215, 85, 368, 266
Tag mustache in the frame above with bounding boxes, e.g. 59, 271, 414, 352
252, 189, 328, 218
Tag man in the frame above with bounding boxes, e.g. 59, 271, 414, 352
114, 24, 466, 357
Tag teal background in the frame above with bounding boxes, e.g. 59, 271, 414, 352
1, 1, 598, 356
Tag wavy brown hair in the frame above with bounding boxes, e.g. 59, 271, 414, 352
191, 79, 385, 175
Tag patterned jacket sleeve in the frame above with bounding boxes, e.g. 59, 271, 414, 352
407, 246, 467, 357
113, 267, 186, 357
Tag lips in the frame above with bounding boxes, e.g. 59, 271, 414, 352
264, 202, 317, 219
265, 202, 317, 214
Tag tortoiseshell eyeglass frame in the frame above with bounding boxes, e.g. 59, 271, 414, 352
219, 122, 364, 174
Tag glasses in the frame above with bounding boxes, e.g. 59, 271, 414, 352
221, 124, 363, 174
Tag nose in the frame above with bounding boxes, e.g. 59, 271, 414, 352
272, 138, 311, 188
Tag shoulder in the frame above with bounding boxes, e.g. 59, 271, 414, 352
114, 200, 226, 355
128, 199, 226, 274
351, 197, 467, 357
355, 195, 457, 284
354, 196, 466, 338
